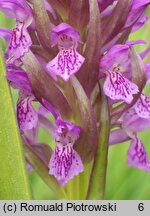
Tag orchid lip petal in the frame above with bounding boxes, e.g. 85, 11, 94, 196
134, 93, 150, 118
17, 93, 38, 132
103, 69, 139, 104
7, 21, 32, 62
49, 118, 83, 185
49, 145, 84, 186
127, 136, 150, 172
47, 47, 85, 82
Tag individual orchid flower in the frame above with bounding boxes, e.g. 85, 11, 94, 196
49, 117, 84, 185
114, 92, 150, 172
100, 44, 139, 104
41, 99, 84, 185
0, 0, 33, 62
46, 22, 85, 81
6, 64, 38, 132
109, 93, 150, 146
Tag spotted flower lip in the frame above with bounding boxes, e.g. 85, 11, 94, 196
0, 0, 33, 62
100, 43, 143, 103
47, 22, 85, 81
120, 92, 150, 133
49, 117, 83, 185
134, 93, 150, 118
103, 67, 139, 104
17, 91, 38, 132
0, 22, 32, 63
127, 136, 150, 172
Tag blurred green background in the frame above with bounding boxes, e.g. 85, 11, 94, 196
1, 9, 150, 200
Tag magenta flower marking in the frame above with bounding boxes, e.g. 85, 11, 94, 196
6, 64, 38, 132
0, 0, 33, 62
17, 92, 38, 132
103, 67, 139, 103
7, 21, 32, 62
49, 118, 84, 185
134, 93, 150, 118
127, 136, 150, 172
47, 23, 85, 81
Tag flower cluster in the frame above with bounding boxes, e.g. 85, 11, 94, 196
0, 0, 150, 189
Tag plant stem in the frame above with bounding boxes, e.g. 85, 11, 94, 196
86, 82, 110, 200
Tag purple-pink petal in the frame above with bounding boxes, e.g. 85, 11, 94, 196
47, 47, 85, 81
6, 64, 32, 94
127, 136, 150, 172
49, 145, 83, 186
51, 22, 82, 47
17, 93, 38, 132
0, 0, 32, 21
103, 69, 139, 103
49, 117, 83, 185
122, 108, 150, 133
55, 117, 81, 139
134, 93, 150, 118
7, 21, 32, 62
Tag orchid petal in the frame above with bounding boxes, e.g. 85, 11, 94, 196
6, 64, 32, 94
51, 22, 82, 47
127, 136, 150, 172
17, 93, 38, 132
132, 16, 148, 32
49, 117, 83, 185
134, 93, 150, 118
103, 69, 139, 103
122, 108, 150, 133
7, 21, 32, 62
0, 0, 32, 21
47, 47, 85, 81
49, 145, 83, 186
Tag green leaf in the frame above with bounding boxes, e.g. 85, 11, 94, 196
0, 51, 32, 199
87, 82, 110, 199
